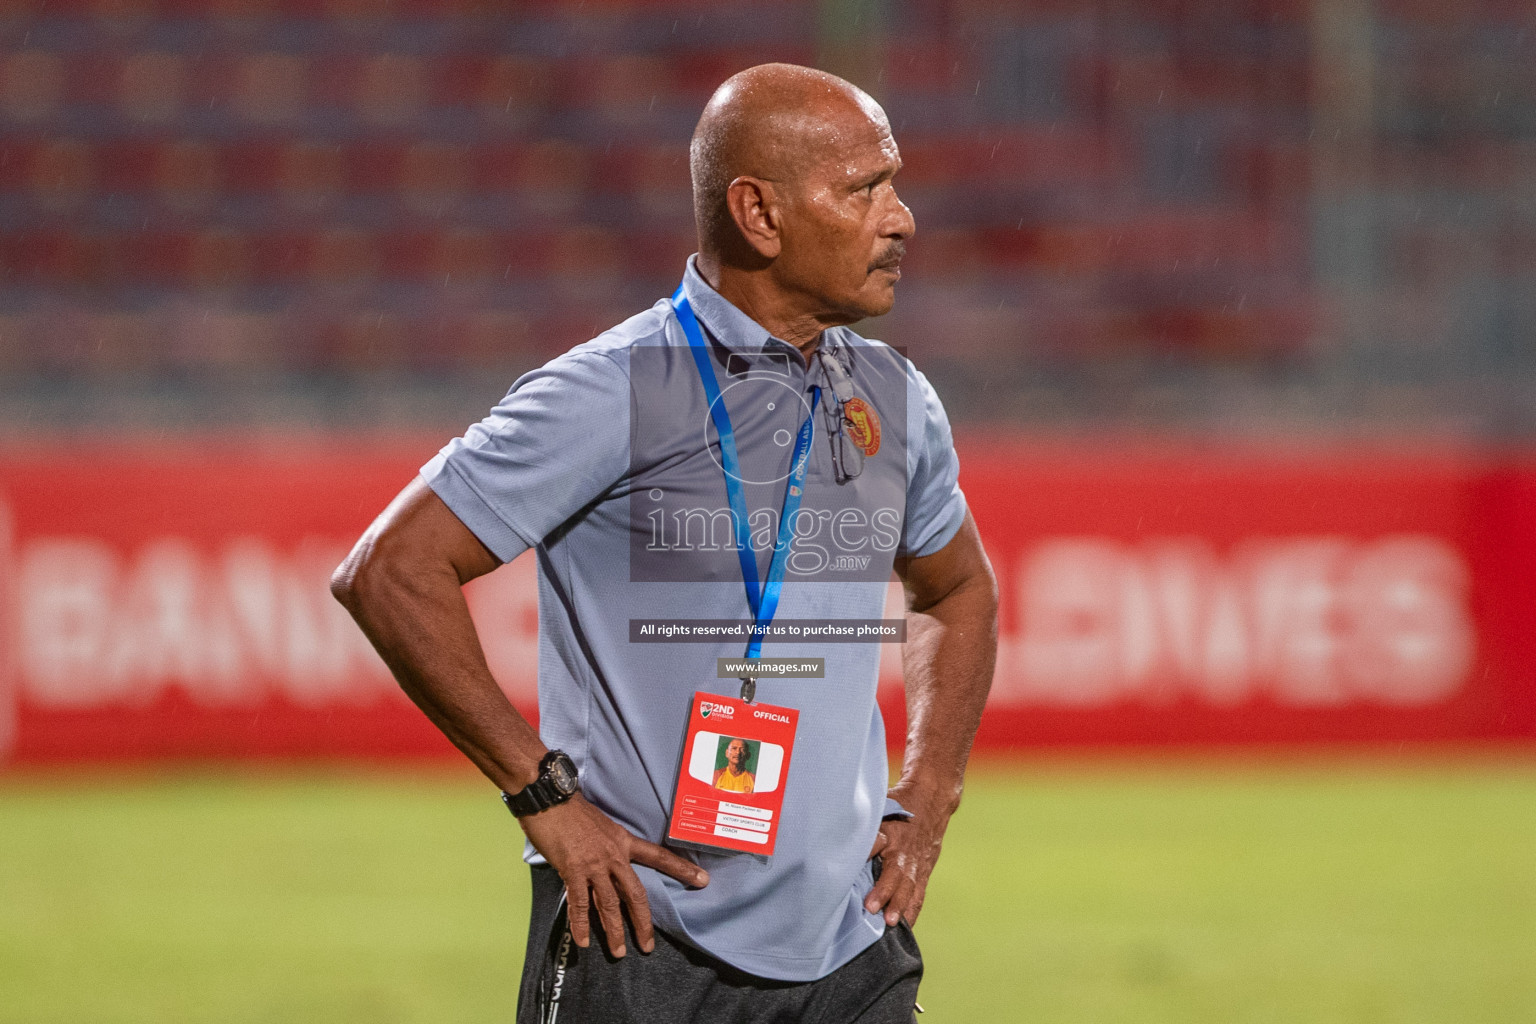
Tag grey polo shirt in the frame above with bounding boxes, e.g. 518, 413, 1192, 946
421, 256, 967, 981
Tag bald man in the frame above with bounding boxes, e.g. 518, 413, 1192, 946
334, 63, 997, 1023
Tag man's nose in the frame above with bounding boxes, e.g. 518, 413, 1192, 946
885, 190, 916, 240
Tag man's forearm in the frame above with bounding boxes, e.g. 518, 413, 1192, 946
897, 566, 998, 816
333, 482, 709, 960
332, 517, 545, 793
863, 538, 997, 926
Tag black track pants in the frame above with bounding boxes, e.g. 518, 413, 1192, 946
516, 865, 923, 1024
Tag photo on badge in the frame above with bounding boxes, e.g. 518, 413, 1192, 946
688, 733, 784, 795
712, 736, 758, 793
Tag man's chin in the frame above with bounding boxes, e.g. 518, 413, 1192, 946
827, 287, 898, 326
856, 277, 900, 313
862, 289, 898, 319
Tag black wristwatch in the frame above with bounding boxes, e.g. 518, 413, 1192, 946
501, 750, 580, 818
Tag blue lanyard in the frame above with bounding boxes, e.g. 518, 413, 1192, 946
671, 284, 819, 688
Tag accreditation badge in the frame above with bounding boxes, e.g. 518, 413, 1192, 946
667, 692, 798, 857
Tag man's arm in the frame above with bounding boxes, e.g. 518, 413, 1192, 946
331, 478, 707, 958
865, 510, 998, 927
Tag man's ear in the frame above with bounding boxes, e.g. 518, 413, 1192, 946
724, 176, 782, 260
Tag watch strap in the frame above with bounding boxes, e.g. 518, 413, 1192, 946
502, 750, 578, 818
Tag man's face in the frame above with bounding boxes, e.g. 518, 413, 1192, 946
726, 739, 747, 769
773, 101, 916, 326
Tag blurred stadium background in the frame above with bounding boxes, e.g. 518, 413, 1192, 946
2, 0, 1535, 1021
2, 0, 1534, 433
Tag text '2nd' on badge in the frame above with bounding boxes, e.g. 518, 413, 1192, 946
668, 692, 798, 857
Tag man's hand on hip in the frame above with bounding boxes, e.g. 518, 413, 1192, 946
521, 794, 709, 959
863, 783, 952, 928
869, 514, 998, 930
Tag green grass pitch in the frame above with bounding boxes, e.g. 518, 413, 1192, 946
2, 758, 1533, 1023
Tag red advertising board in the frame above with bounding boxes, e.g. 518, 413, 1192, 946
955, 444, 1536, 748
1, 439, 1533, 764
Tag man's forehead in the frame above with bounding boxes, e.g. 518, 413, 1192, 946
792, 103, 898, 176
849, 88, 890, 134
813, 105, 891, 148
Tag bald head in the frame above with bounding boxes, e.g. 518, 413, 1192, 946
685, 63, 914, 345
690, 63, 890, 260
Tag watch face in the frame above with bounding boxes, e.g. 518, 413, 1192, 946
548, 757, 578, 796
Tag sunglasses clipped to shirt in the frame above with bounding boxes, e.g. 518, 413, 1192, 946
815, 344, 864, 485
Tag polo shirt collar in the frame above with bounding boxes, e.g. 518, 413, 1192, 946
680, 255, 793, 360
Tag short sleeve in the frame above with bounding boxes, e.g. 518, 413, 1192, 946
420, 347, 631, 563
899, 364, 967, 558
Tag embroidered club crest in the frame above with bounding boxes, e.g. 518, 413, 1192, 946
841, 397, 881, 457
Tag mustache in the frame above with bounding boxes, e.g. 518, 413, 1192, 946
868, 242, 906, 272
